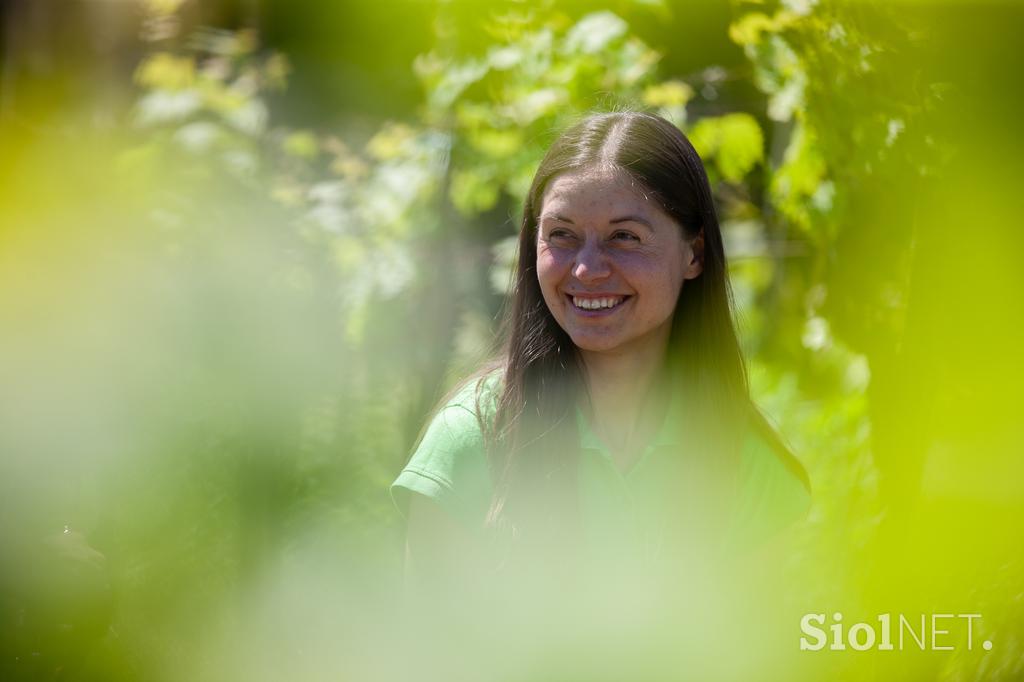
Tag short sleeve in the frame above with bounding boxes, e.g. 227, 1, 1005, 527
727, 433, 812, 549
390, 395, 494, 529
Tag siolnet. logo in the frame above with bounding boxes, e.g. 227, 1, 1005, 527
800, 613, 993, 652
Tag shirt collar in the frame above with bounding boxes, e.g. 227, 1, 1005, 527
575, 384, 685, 457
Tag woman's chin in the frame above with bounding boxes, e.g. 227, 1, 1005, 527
568, 334, 626, 355
567, 325, 671, 358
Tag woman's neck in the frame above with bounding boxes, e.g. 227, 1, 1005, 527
578, 342, 670, 467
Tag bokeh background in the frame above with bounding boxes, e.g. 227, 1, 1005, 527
1, 0, 1022, 680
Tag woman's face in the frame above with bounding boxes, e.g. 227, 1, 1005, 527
536, 168, 703, 358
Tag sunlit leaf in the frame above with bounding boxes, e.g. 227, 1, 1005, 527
450, 169, 499, 217
134, 89, 202, 125
365, 124, 416, 161
135, 52, 196, 90
689, 113, 764, 182
264, 53, 291, 90
283, 131, 319, 160
564, 12, 628, 55
427, 58, 490, 110
468, 128, 524, 159
642, 80, 695, 108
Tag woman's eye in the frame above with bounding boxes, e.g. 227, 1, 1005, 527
611, 231, 640, 242
548, 229, 575, 240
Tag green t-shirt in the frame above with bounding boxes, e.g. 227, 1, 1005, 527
392, 375, 810, 558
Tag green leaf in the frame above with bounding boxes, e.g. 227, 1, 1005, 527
564, 12, 628, 55
428, 58, 490, 111
135, 52, 195, 90
728, 10, 800, 47
468, 128, 524, 159
283, 131, 319, 160
688, 113, 764, 182
642, 80, 694, 108
769, 122, 828, 233
450, 169, 499, 217
365, 124, 415, 161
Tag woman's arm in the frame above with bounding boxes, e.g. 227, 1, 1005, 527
404, 493, 485, 596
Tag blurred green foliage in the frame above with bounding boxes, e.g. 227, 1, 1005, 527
1, 0, 1022, 680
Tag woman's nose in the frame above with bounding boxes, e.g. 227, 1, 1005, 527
572, 238, 611, 282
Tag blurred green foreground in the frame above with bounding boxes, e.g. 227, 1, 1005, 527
1, 1, 1023, 680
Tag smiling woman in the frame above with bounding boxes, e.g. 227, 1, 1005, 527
392, 111, 810, 608
536, 168, 703, 359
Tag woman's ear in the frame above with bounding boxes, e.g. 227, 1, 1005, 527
683, 229, 704, 280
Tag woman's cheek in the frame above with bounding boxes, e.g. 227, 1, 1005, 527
537, 246, 574, 271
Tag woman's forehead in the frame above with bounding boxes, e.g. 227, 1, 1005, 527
540, 168, 661, 218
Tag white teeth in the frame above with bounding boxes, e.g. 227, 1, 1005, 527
572, 296, 624, 310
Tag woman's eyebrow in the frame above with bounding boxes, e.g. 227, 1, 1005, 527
610, 214, 653, 228
539, 213, 653, 228
539, 213, 575, 224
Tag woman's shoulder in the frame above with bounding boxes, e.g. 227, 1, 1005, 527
443, 366, 504, 422
732, 413, 812, 545
390, 367, 505, 525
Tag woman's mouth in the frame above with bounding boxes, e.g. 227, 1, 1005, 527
567, 294, 630, 313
